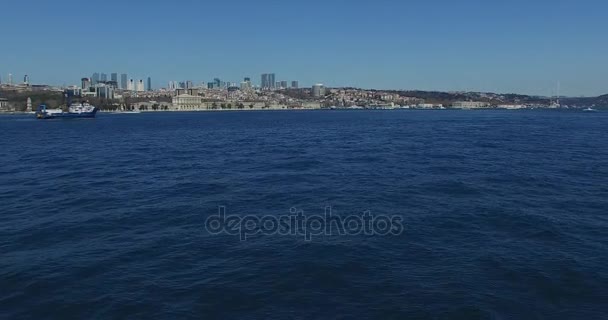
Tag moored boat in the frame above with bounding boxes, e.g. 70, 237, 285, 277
36, 102, 98, 119
36, 89, 98, 119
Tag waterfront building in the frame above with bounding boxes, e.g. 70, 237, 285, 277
452, 101, 490, 109
147, 77, 152, 91
312, 84, 325, 97
0, 97, 8, 110
291, 81, 299, 89
120, 74, 128, 90
92, 73, 99, 85
172, 94, 204, 110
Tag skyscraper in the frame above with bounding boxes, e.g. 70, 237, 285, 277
81, 78, 90, 89
261, 74, 268, 89
92, 73, 100, 85
128, 79, 134, 91
291, 81, 299, 89
137, 79, 144, 92
100, 73, 107, 82
280, 80, 288, 89
120, 74, 128, 90
23, 75, 29, 85
111, 73, 118, 83
147, 77, 152, 91
261, 73, 276, 89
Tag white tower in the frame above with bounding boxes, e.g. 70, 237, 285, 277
137, 80, 144, 92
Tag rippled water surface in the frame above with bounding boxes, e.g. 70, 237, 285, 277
1, 110, 607, 319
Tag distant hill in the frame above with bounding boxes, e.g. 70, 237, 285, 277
561, 94, 608, 108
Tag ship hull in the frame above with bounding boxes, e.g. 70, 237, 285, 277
36, 109, 98, 119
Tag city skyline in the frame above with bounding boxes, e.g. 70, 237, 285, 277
2, 0, 608, 96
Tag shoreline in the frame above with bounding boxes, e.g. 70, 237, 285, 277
1, 108, 602, 116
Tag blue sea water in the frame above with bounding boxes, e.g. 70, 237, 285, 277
1, 110, 607, 319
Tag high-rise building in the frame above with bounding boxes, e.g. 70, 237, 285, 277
186, 80, 193, 89
147, 77, 152, 91
111, 73, 118, 83
120, 74, 128, 90
261, 74, 268, 88
244, 77, 251, 82
128, 79, 134, 91
95, 84, 114, 99
280, 81, 288, 89
291, 81, 299, 89
23, 75, 29, 85
81, 78, 90, 89
312, 84, 325, 97
92, 73, 100, 85
8, 73, 12, 86
137, 80, 145, 92
261, 73, 276, 89
100, 73, 107, 82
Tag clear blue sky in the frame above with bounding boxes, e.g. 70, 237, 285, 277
2, 0, 607, 96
